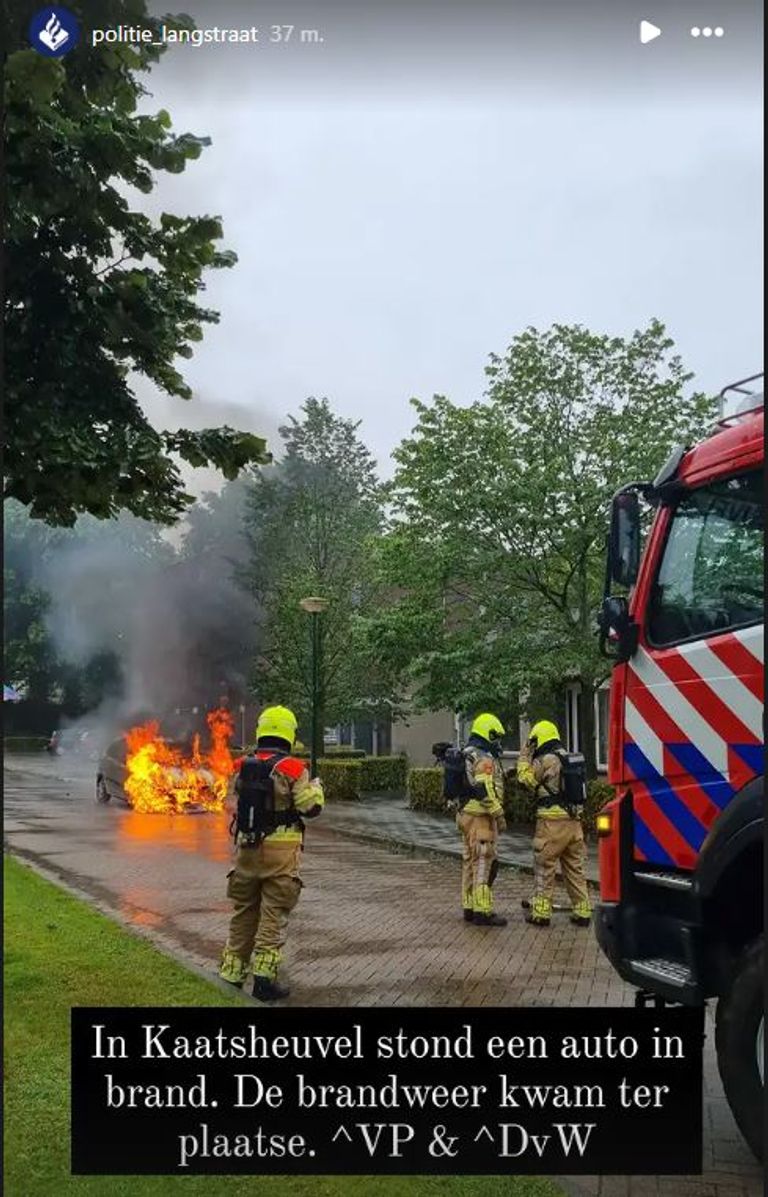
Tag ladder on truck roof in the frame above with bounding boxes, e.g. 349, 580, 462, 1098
716, 372, 764, 421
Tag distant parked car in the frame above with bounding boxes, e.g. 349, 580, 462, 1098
47, 728, 96, 757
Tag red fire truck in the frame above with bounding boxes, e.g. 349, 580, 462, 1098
595, 373, 764, 1160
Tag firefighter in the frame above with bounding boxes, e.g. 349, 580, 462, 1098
517, 719, 592, 928
457, 712, 508, 926
218, 705, 324, 1001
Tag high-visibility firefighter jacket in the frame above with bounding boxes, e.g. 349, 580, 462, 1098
461, 740, 505, 818
234, 751, 325, 843
517, 742, 568, 819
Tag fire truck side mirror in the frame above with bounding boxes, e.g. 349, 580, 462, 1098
598, 595, 638, 661
609, 491, 641, 588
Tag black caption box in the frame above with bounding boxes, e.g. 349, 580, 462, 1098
71, 1006, 704, 1175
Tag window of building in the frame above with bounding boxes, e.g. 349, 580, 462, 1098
564, 684, 581, 753
352, 720, 374, 754
648, 469, 763, 647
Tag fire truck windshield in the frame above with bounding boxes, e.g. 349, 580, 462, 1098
647, 469, 763, 646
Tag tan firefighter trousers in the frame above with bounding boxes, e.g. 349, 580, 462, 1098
457, 812, 498, 915
220, 837, 303, 983
530, 816, 591, 920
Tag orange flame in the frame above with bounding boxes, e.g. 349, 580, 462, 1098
123, 708, 237, 814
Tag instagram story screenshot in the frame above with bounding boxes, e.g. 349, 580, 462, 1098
1, 1, 764, 1195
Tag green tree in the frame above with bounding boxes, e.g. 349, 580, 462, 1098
3, 0, 269, 526
368, 320, 718, 773
243, 399, 394, 737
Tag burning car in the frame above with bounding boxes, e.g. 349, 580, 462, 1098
96, 709, 236, 814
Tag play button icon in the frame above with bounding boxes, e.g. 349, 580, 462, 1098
640, 19, 662, 43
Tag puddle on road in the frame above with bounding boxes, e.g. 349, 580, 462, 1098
113, 808, 233, 863
124, 907, 164, 927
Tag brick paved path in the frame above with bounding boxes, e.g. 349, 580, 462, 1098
3, 756, 762, 1196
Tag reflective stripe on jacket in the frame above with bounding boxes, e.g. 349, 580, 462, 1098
462, 746, 504, 817
517, 745, 568, 819
236, 752, 325, 843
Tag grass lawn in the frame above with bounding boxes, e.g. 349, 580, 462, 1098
4, 854, 565, 1197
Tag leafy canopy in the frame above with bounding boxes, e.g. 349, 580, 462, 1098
243, 398, 396, 728
4, 0, 269, 526
366, 320, 718, 764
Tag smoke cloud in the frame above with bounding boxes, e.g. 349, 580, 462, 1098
31, 487, 261, 742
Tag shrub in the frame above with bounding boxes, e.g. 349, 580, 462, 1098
407, 767, 447, 813
360, 755, 408, 793
502, 775, 538, 823
4, 737, 48, 752
407, 763, 615, 830
317, 758, 363, 801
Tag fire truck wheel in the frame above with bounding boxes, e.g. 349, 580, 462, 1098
715, 935, 764, 1162
96, 777, 111, 804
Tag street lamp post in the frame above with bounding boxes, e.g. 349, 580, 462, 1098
299, 596, 329, 777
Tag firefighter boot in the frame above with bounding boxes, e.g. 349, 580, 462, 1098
219, 946, 248, 988
253, 976, 291, 1002
525, 895, 552, 927
571, 915, 592, 927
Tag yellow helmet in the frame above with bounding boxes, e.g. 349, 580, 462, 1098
255, 705, 298, 748
529, 719, 561, 748
470, 712, 506, 743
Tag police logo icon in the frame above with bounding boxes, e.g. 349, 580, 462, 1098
29, 7, 80, 57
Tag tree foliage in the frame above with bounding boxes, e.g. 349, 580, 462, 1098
365, 320, 718, 770
242, 399, 395, 731
3, 0, 269, 526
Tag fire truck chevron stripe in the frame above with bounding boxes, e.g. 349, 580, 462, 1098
625, 699, 664, 773
677, 639, 764, 736
664, 742, 734, 810
708, 632, 764, 701
657, 647, 762, 745
631, 647, 729, 775
633, 811, 674, 866
628, 770, 696, 866
624, 743, 708, 854
627, 691, 725, 822
731, 743, 764, 776
735, 623, 764, 663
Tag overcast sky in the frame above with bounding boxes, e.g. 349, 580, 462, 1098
133, 0, 763, 487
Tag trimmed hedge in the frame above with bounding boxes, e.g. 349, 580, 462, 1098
360, 754, 408, 793
315, 755, 409, 801
4, 737, 48, 752
317, 759, 363, 801
407, 766, 615, 833
407, 766, 444, 812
